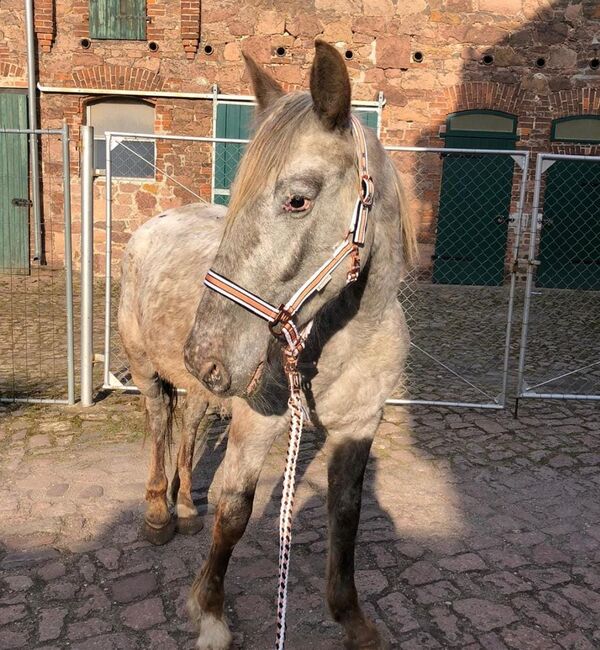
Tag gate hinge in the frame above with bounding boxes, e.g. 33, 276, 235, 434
515, 257, 540, 269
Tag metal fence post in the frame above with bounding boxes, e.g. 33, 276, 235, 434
62, 121, 76, 405
80, 126, 94, 406
515, 153, 544, 405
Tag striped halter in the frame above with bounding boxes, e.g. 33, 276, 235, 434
203, 114, 373, 650
204, 114, 373, 362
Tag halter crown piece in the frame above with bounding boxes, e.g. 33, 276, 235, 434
203, 115, 374, 650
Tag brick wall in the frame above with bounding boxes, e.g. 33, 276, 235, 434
0, 0, 598, 276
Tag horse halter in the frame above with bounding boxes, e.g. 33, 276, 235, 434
204, 114, 374, 363
203, 114, 374, 650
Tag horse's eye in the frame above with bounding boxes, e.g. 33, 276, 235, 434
284, 195, 310, 213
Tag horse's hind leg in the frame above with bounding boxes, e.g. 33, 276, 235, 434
172, 390, 209, 535
141, 377, 177, 546
327, 417, 385, 650
188, 397, 287, 650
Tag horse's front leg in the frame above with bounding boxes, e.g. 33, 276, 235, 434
189, 397, 286, 650
327, 416, 384, 650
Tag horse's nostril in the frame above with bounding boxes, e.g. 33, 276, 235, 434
199, 358, 231, 394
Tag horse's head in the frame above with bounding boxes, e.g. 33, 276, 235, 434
185, 41, 380, 397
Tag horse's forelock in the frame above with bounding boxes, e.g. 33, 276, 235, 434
225, 93, 314, 225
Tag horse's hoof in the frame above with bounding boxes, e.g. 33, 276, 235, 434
188, 596, 232, 650
176, 514, 204, 535
141, 517, 176, 545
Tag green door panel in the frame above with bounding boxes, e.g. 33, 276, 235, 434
536, 160, 600, 290
433, 131, 516, 286
214, 103, 253, 205
0, 93, 29, 274
355, 110, 378, 131
89, 0, 146, 40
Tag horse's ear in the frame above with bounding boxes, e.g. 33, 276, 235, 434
243, 53, 284, 116
310, 40, 351, 131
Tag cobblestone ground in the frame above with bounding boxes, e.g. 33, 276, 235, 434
1, 394, 599, 649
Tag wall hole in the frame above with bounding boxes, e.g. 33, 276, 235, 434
413, 51, 424, 63
344, 50, 354, 60
536, 57, 546, 68
591, 58, 600, 70
148, 41, 159, 52
203, 44, 214, 56
482, 54, 494, 66
80, 38, 91, 49
275, 46, 286, 57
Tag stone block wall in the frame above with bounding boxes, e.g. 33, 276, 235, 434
0, 0, 599, 277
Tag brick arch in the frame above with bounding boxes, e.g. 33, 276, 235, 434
71, 65, 164, 92
416, 82, 527, 146
0, 61, 26, 81
439, 82, 525, 121
548, 87, 600, 119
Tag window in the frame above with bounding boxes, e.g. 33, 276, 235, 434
445, 110, 517, 137
551, 116, 600, 144
89, 0, 146, 40
88, 99, 155, 179
212, 100, 381, 205
442, 110, 518, 151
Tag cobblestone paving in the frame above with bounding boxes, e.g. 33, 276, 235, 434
1, 395, 599, 649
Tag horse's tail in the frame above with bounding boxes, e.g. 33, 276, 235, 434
144, 377, 178, 455
161, 378, 178, 455
393, 166, 418, 274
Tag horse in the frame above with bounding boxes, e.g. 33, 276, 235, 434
118, 203, 228, 545
183, 41, 416, 649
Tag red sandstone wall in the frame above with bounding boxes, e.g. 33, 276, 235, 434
0, 0, 599, 276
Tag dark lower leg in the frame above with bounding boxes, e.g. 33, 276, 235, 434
327, 437, 380, 648
191, 488, 255, 616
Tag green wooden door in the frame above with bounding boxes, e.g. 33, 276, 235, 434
432, 132, 516, 286
213, 105, 379, 206
0, 94, 29, 274
536, 160, 600, 290
89, 0, 146, 40
214, 103, 253, 206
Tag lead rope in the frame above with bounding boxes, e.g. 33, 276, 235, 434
275, 349, 305, 650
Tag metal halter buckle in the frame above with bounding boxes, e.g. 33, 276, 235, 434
360, 175, 374, 207
347, 245, 361, 284
269, 306, 292, 338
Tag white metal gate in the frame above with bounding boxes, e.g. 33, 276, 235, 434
516, 152, 600, 405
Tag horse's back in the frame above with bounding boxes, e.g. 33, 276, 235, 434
119, 202, 226, 391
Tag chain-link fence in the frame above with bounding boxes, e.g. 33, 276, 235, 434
386, 146, 529, 409
100, 133, 531, 410
517, 152, 600, 403
0, 125, 75, 404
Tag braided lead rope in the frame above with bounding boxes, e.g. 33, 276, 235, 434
274, 329, 312, 650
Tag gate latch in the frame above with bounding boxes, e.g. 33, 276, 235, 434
12, 198, 32, 207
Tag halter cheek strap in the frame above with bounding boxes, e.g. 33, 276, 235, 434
202, 115, 373, 650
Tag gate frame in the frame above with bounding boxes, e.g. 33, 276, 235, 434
0, 123, 75, 405
384, 145, 530, 410
516, 151, 600, 404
